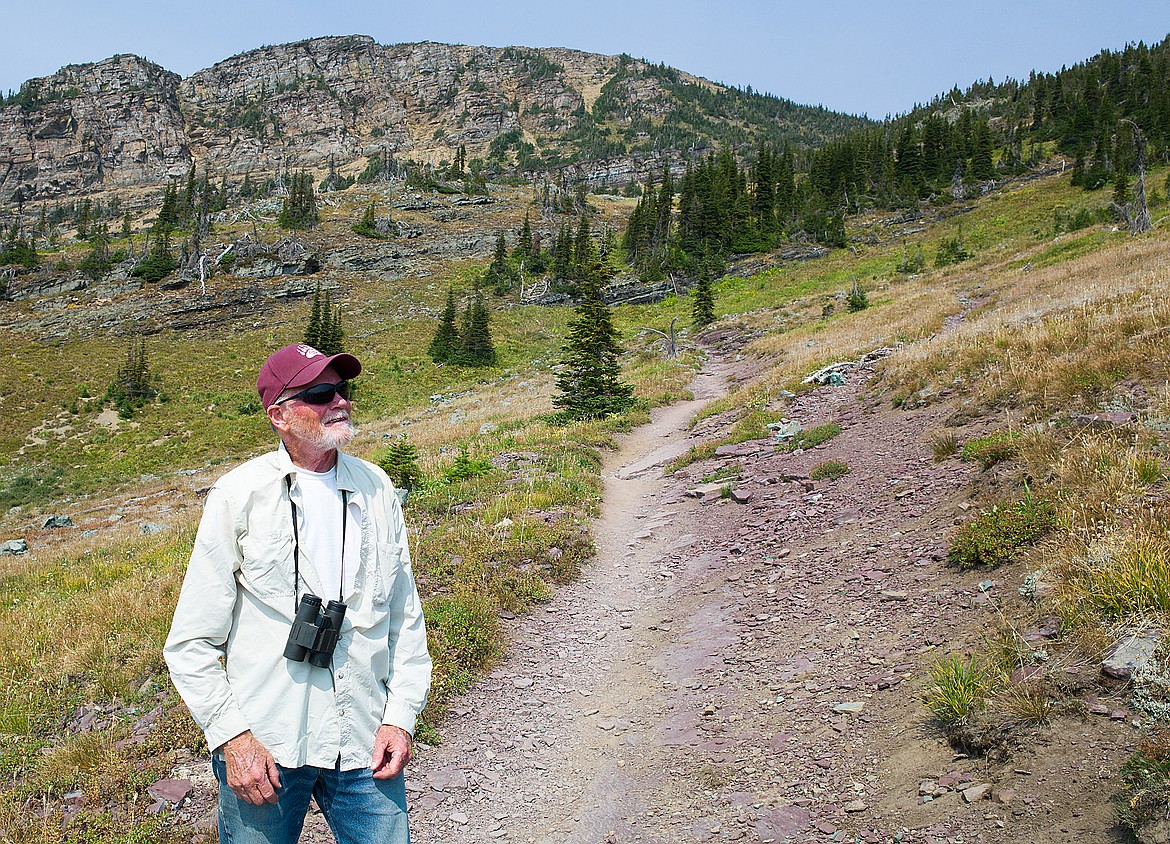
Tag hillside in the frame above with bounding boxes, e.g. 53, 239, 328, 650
0, 36, 868, 203
1, 33, 1170, 844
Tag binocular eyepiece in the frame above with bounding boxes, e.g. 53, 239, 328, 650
284, 593, 347, 668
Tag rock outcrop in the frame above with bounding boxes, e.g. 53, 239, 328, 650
0, 36, 869, 204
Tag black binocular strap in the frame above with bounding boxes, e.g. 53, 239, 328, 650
285, 475, 348, 613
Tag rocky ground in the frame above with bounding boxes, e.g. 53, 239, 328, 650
286, 349, 1139, 843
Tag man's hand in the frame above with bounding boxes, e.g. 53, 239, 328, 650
221, 731, 282, 805
371, 725, 412, 780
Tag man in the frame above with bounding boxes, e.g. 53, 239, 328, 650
165, 343, 431, 844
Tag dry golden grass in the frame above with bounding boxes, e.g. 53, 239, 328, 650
880, 234, 1170, 413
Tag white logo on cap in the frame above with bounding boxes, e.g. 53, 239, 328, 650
297, 345, 323, 358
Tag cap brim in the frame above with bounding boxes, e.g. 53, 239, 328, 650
284, 352, 362, 392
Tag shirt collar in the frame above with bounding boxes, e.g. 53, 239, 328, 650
278, 442, 357, 494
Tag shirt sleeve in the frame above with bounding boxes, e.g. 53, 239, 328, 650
163, 486, 252, 751
380, 494, 433, 736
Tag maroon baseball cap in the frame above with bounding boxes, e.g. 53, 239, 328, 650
257, 344, 362, 409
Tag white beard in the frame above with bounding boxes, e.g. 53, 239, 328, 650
286, 409, 357, 451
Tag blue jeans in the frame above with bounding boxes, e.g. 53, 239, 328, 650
213, 755, 410, 844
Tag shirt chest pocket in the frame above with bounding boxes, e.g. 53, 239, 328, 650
239, 530, 295, 602
373, 541, 401, 605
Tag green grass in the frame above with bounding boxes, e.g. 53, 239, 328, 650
960, 430, 1019, 468
779, 422, 842, 453
923, 654, 994, 726
948, 494, 1058, 569
810, 460, 850, 481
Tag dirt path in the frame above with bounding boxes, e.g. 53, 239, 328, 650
303, 351, 1137, 844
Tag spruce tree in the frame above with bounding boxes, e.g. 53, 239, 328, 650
457, 290, 496, 366
553, 275, 634, 420
377, 438, 422, 492
514, 212, 533, 261
692, 266, 716, 327
278, 171, 319, 230
353, 201, 380, 238
552, 220, 572, 282
321, 306, 344, 355
428, 288, 460, 363
305, 284, 324, 348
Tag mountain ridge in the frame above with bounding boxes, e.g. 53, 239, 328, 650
0, 35, 869, 204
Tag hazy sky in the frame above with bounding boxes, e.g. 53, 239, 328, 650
2, 1, 1169, 118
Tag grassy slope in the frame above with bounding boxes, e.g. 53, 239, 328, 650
1, 167, 1167, 840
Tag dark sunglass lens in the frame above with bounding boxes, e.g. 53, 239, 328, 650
295, 381, 351, 404
301, 383, 338, 404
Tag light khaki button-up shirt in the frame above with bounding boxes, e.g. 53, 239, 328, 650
164, 446, 432, 770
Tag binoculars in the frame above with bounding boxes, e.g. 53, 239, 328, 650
283, 594, 347, 668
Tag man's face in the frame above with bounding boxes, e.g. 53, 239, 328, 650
269, 366, 356, 452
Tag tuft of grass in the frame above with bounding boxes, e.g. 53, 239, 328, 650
960, 430, 1019, 468
665, 442, 719, 474
700, 464, 742, 484
1132, 455, 1163, 487
923, 654, 994, 726
926, 429, 960, 461
778, 422, 842, 453
948, 493, 1058, 569
1053, 526, 1170, 620
810, 460, 850, 481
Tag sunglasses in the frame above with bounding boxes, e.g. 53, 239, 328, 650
275, 381, 353, 406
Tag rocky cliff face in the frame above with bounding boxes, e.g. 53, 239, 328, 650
0, 54, 188, 200
0, 36, 866, 205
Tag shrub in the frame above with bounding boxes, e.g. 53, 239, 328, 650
1119, 730, 1170, 833
423, 590, 500, 679
129, 248, 178, 282
961, 430, 1019, 468
443, 447, 493, 483
948, 494, 1058, 569
810, 460, 850, 481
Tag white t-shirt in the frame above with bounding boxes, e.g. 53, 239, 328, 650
294, 466, 356, 600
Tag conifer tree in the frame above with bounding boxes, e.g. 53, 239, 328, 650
553, 274, 634, 420
572, 213, 593, 280
108, 337, 154, 417
76, 198, 92, 240
428, 288, 460, 363
320, 305, 344, 355
514, 212, 533, 261
278, 171, 319, 230
457, 290, 496, 366
377, 437, 422, 492
552, 220, 573, 282
692, 266, 716, 327
352, 201, 381, 238
157, 182, 179, 234
305, 284, 324, 348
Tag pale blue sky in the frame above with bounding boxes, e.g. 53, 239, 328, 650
3, 1, 1169, 118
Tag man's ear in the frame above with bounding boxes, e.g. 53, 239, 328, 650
267, 402, 289, 433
